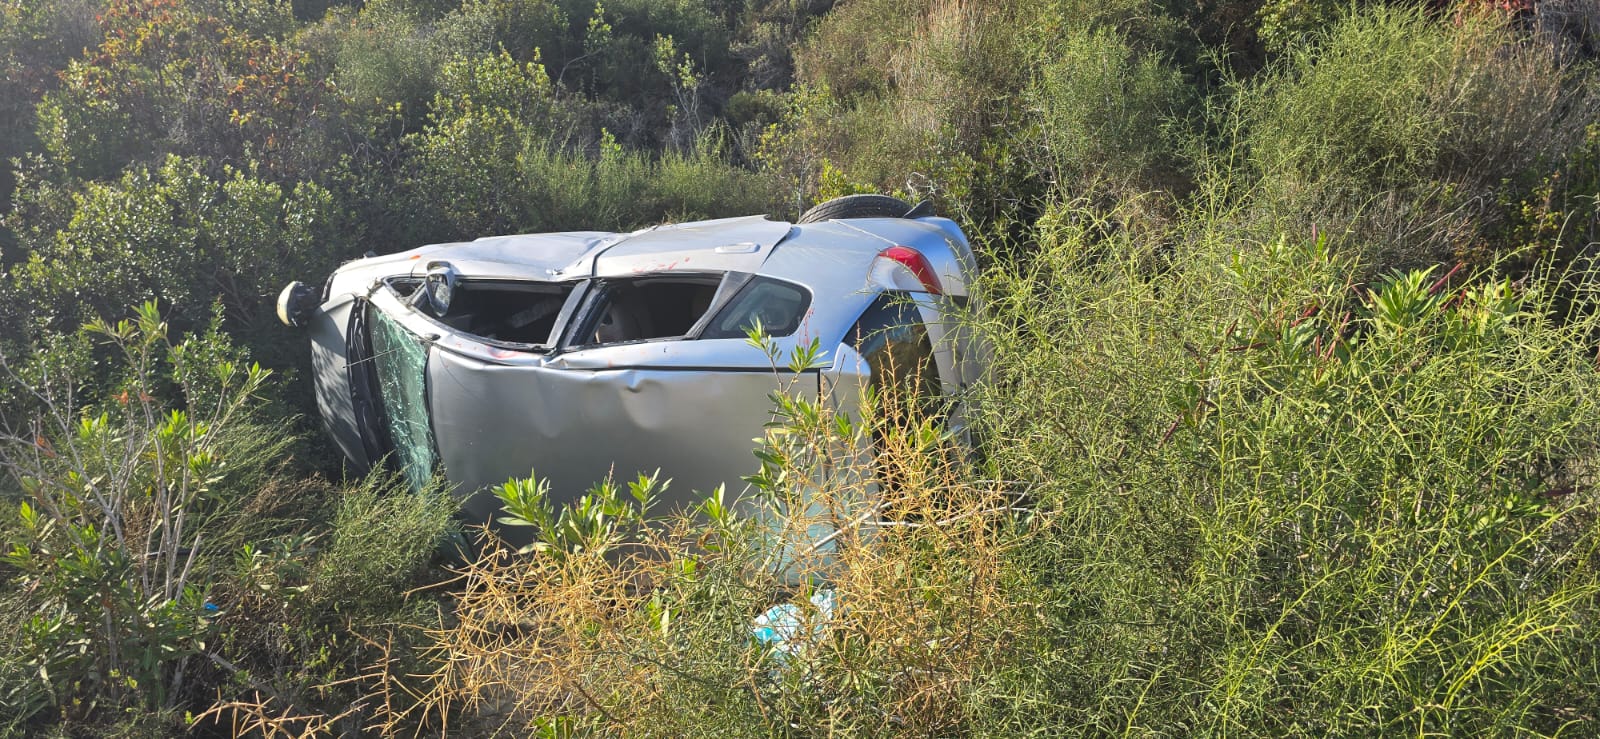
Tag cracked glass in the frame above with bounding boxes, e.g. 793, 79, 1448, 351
368, 305, 438, 491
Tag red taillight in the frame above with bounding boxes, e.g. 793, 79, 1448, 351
877, 245, 943, 295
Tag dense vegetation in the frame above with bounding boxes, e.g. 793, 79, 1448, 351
2, 0, 1598, 735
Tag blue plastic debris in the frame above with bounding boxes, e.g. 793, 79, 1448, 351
752, 589, 835, 661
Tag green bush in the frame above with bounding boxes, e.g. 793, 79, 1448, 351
328, 1, 451, 139
0, 0, 101, 217
302, 474, 459, 616
1027, 26, 1190, 197
1256, 0, 1345, 52
965, 203, 1600, 734
0, 304, 286, 724
0, 304, 458, 734
782, 0, 1027, 212
401, 80, 780, 243
564, 0, 731, 106
34, 0, 340, 183
1234, 7, 1600, 270
795, 0, 928, 101
434, 0, 570, 63
10, 156, 353, 340
776, 0, 1195, 230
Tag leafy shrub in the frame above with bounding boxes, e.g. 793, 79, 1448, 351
965, 202, 1600, 734
1027, 26, 1190, 197
565, 0, 731, 106
10, 156, 353, 343
776, 0, 1193, 229
330, 1, 451, 139
301, 473, 459, 616
401, 80, 780, 243
1465, 121, 1600, 283
1234, 6, 1600, 270
795, 0, 928, 101
0, 304, 286, 724
0, 0, 101, 216
1256, 0, 1344, 51
434, 0, 570, 63
0, 304, 458, 734
782, 0, 1023, 211
35, 0, 339, 183
433, 48, 564, 122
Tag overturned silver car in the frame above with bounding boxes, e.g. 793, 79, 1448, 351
279, 195, 981, 521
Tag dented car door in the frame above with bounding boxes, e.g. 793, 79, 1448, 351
354, 269, 816, 519
429, 348, 803, 521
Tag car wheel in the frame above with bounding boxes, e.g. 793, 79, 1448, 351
797, 194, 926, 224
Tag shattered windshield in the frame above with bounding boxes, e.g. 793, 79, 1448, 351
367, 305, 438, 491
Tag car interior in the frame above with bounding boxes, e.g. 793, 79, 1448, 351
391, 277, 576, 345
583, 277, 722, 345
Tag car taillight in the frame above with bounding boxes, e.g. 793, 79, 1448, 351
871, 245, 943, 295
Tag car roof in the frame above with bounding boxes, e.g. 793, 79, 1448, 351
348, 213, 970, 309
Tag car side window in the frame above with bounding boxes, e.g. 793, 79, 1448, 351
700, 276, 812, 339
572, 276, 723, 346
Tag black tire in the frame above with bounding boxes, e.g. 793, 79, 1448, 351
796, 194, 916, 224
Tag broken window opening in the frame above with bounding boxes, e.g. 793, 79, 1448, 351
848, 292, 940, 402
847, 292, 946, 506
366, 304, 438, 492
700, 276, 812, 340
385, 277, 576, 347
575, 276, 723, 346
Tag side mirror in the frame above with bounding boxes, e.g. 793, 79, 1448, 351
276, 281, 318, 328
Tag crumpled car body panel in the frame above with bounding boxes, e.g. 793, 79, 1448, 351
431, 350, 810, 521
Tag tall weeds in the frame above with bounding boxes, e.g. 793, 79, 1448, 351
1234, 6, 1600, 271
966, 199, 1600, 734
380, 351, 1039, 735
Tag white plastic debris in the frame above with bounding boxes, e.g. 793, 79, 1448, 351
752, 589, 835, 661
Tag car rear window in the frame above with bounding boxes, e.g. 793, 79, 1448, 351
847, 292, 939, 401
